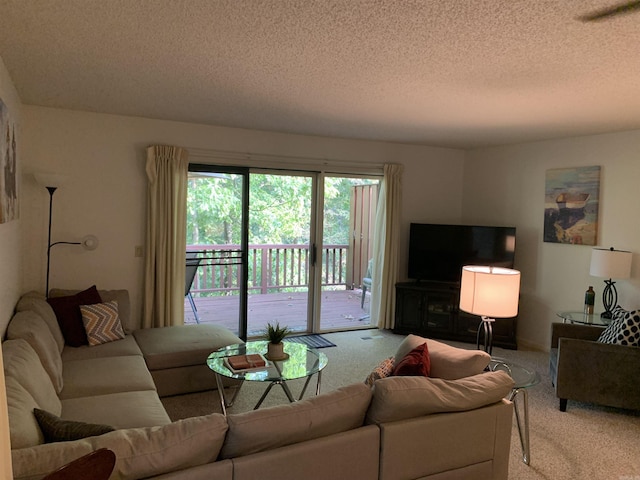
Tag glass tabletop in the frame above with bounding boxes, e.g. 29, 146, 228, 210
489, 357, 540, 389
556, 311, 611, 326
207, 340, 328, 382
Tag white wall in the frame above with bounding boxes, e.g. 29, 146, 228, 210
0, 58, 22, 335
0, 55, 21, 480
20, 106, 466, 321
463, 131, 640, 350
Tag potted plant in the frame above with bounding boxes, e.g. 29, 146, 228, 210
263, 322, 291, 360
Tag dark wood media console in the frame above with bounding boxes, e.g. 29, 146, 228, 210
394, 281, 518, 350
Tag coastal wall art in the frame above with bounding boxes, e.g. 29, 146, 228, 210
0, 97, 18, 223
543, 166, 600, 245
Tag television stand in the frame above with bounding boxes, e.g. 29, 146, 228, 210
393, 281, 518, 350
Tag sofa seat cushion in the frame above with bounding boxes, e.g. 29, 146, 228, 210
7, 311, 64, 393
5, 376, 45, 449
395, 334, 490, 380
60, 355, 156, 400
16, 292, 65, 353
133, 324, 243, 371
61, 390, 171, 428
2, 339, 61, 415
61, 334, 142, 362
365, 370, 515, 424
220, 383, 372, 459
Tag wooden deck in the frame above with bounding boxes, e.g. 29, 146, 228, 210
185, 288, 372, 337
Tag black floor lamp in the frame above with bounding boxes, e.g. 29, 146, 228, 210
34, 173, 99, 297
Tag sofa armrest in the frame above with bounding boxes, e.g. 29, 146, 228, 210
556, 337, 640, 410
551, 322, 604, 348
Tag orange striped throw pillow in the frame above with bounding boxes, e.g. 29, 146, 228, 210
80, 300, 125, 346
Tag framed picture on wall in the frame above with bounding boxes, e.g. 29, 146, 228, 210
543, 166, 600, 245
0, 97, 18, 224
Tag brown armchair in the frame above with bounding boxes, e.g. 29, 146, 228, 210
549, 322, 640, 411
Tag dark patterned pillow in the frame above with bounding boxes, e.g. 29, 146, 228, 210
597, 307, 640, 347
47, 285, 102, 346
365, 357, 395, 386
34, 408, 115, 443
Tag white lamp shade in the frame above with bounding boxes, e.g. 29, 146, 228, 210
33, 172, 68, 189
590, 248, 632, 279
459, 266, 521, 318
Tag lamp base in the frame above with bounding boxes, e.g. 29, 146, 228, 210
476, 316, 495, 355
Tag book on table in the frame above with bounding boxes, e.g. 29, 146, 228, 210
224, 354, 268, 373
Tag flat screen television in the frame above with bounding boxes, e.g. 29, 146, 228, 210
408, 223, 516, 283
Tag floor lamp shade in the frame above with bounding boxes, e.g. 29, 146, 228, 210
460, 266, 521, 318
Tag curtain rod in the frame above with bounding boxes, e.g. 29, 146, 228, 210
186, 147, 384, 175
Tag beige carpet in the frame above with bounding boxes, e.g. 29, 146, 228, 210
161, 329, 640, 480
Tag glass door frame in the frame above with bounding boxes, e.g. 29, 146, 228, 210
189, 163, 250, 340
250, 168, 319, 335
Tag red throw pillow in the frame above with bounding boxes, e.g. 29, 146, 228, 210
47, 285, 102, 347
392, 342, 431, 377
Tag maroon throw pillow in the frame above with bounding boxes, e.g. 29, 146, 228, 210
47, 286, 102, 347
392, 342, 431, 377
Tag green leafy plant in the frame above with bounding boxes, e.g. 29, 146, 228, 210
263, 322, 291, 344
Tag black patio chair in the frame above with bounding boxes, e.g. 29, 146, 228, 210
186, 252, 202, 323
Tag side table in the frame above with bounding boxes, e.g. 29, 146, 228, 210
556, 311, 611, 326
489, 357, 540, 465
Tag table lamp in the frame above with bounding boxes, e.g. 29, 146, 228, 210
459, 266, 521, 355
589, 247, 632, 319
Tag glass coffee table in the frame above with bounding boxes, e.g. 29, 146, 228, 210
489, 357, 540, 466
207, 340, 328, 415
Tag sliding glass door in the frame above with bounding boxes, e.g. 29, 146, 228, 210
186, 165, 380, 337
186, 165, 249, 338
317, 176, 379, 331
246, 172, 314, 336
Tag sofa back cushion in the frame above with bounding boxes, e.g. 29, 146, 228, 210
90, 414, 228, 480
6, 311, 64, 393
2, 339, 61, 416
365, 370, 515, 424
220, 383, 372, 459
16, 292, 65, 353
395, 334, 490, 379
5, 375, 44, 449
50, 288, 135, 333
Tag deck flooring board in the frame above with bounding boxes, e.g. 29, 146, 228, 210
185, 289, 372, 337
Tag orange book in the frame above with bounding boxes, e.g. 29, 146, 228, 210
227, 354, 267, 371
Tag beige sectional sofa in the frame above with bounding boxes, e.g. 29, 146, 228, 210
3, 292, 515, 480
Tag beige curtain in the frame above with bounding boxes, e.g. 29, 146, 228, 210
143, 145, 189, 328
371, 164, 403, 329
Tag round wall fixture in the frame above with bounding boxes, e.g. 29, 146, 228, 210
81, 235, 99, 251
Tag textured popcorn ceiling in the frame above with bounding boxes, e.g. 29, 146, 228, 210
1, 0, 639, 148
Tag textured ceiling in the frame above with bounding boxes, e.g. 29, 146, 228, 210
1, 0, 640, 149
